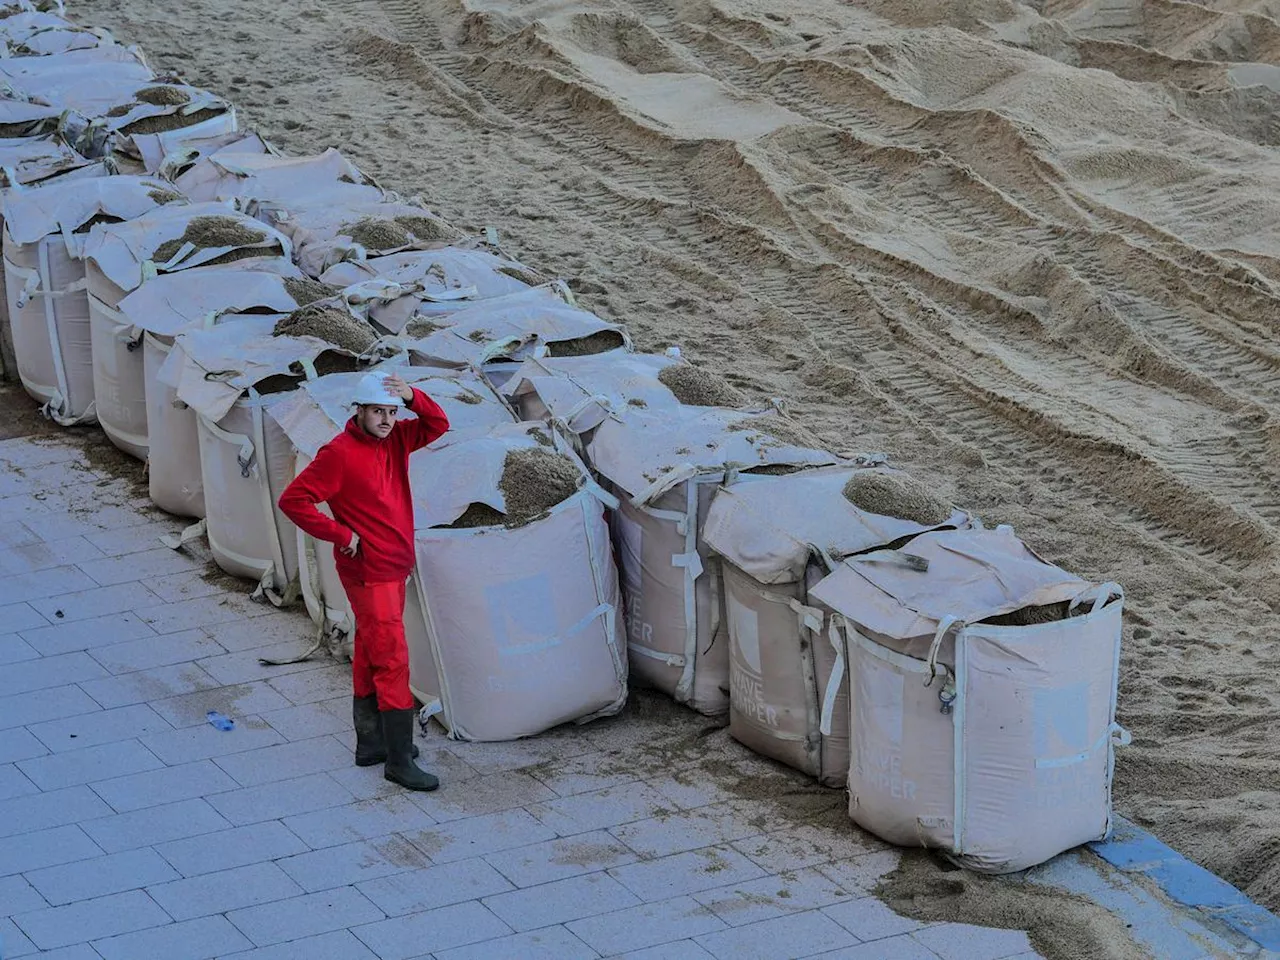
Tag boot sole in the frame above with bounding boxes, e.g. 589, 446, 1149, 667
384, 770, 439, 792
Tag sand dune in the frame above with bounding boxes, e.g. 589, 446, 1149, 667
78, 0, 1280, 912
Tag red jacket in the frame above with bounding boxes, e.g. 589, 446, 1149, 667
278, 388, 449, 585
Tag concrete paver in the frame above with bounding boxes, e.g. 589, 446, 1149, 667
2, 429, 1263, 960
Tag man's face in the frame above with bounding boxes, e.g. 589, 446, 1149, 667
356, 403, 399, 439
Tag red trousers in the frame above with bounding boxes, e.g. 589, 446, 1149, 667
342, 577, 415, 711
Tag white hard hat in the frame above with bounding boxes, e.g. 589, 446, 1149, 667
351, 371, 405, 408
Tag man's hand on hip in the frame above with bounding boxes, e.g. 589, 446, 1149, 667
342, 532, 361, 557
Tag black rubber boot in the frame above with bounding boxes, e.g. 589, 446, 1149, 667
382, 708, 439, 792
353, 696, 419, 767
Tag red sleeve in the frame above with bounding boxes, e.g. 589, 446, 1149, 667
278, 442, 354, 548
400, 387, 450, 452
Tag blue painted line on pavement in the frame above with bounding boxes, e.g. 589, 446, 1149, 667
1091, 816, 1280, 953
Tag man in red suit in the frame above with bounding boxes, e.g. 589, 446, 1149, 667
279, 371, 449, 791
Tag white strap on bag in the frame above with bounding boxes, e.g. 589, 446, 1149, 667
819, 616, 846, 737
160, 518, 206, 551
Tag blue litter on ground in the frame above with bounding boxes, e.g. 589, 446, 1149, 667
206, 711, 235, 731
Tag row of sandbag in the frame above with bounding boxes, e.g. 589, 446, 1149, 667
500, 354, 1128, 874
0, 4, 632, 742
0, 2, 1128, 876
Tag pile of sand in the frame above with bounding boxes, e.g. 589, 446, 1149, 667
151, 215, 268, 266
843, 470, 953, 525
981, 600, 1075, 627
122, 108, 224, 135
346, 218, 410, 251
282, 277, 342, 307
135, 85, 190, 106
546, 330, 626, 357
658, 363, 743, 406
499, 447, 581, 524
444, 447, 582, 529
446, 502, 506, 528
146, 188, 184, 205
395, 214, 459, 242
272, 303, 378, 355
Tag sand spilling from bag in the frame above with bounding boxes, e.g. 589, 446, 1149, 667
843, 471, 953, 526
282, 278, 342, 307
135, 85, 191, 106
151, 216, 267, 265
272, 303, 377, 355
876, 852, 1149, 960
658, 363, 743, 406
728, 414, 823, 451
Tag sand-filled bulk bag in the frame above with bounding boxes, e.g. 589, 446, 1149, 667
809, 527, 1127, 873
0, 136, 101, 379
268, 368, 516, 658
116, 263, 305, 518
0, 12, 112, 56
503, 352, 753, 441
2, 174, 185, 422
136, 128, 270, 181
404, 422, 626, 740
319, 247, 538, 334
700, 465, 972, 786
404, 285, 629, 384
174, 147, 377, 207
265, 199, 461, 278
81, 201, 290, 460
0, 48, 152, 128
168, 316, 371, 600
101, 83, 236, 160
587, 406, 840, 715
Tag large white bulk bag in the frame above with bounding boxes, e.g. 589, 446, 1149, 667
320, 247, 536, 334
117, 263, 305, 518
169, 316, 367, 599
100, 83, 236, 160
136, 129, 271, 181
503, 352, 696, 439
1, 175, 185, 423
0, 137, 101, 380
81, 202, 291, 460
175, 147, 376, 206
262, 199, 460, 278
809, 527, 1127, 873
587, 406, 840, 715
700, 465, 972, 787
268, 367, 516, 657
0, 12, 112, 56
0, 48, 151, 122
404, 285, 629, 376
406, 422, 626, 740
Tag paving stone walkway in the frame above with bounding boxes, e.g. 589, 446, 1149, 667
0, 429, 1046, 959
